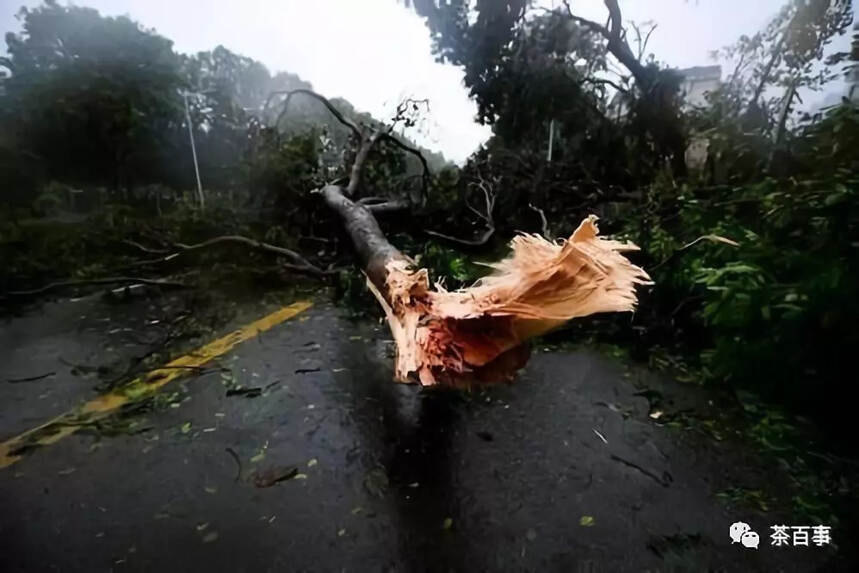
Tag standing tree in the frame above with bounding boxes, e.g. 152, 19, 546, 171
0, 1, 186, 191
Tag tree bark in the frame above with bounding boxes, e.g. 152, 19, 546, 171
321, 184, 409, 291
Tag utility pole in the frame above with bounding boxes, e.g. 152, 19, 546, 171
547, 119, 555, 163
183, 91, 205, 209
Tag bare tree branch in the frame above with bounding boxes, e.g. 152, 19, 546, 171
365, 199, 411, 214
5, 277, 188, 297
529, 203, 551, 238
651, 234, 740, 271
582, 76, 629, 94
750, 36, 786, 110
268, 89, 431, 205
727, 51, 747, 90
642, 23, 657, 57
774, 78, 799, 147
345, 129, 385, 197
380, 132, 431, 203
562, 0, 651, 90
425, 226, 495, 247
630, 21, 657, 61
562, 0, 608, 34
426, 175, 497, 247
122, 239, 169, 254
357, 196, 392, 205
127, 235, 330, 276
266, 88, 362, 139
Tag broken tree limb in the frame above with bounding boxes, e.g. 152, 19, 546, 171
380, 132, 431, 203
326, 182, 650, 387
121, 239, 169, 254
4, 277, 188, 297
365, 199, 411, 214
393, 216, 650, 386
426, 174, 497, 246
272, 89, 650, 388
425, 226, 495, 247
266, 88, 362, 138
529, 203, 551, 239
126, 235, 330, 276
650, 234, 740, 271
346, 129, 384, 197
6, 372, 56, 383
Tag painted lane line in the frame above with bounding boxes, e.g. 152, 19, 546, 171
0, 301, 313, 468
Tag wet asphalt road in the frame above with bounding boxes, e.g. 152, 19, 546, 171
0, 293, 850, 572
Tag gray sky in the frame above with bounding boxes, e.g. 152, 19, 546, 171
0, 0, 844, 162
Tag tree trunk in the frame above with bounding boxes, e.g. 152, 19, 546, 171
321, 184, 409, 291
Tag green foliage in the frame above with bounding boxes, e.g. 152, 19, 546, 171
416, 242, 485, 287
1, 1, 185, 189
244, 129, 324, 219
0, 1, 442, 213
623, 104, 859, 436
410, 0, 858, 447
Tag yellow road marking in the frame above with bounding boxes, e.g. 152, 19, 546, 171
0, 300, 313, 469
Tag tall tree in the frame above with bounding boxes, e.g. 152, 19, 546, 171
409, 0, 688, 175
0, 1, 186, 190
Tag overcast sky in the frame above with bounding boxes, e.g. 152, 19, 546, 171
0, 0, 849, 162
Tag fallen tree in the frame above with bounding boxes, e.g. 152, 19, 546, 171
3, 86, 650, 387
266, 89, 652, 388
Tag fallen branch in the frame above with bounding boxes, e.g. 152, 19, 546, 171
225, 447, 243, 482
5, 277, 188, 297
380, 132, 431, 202
127, 235, 332, 276
365, 199, 411, 214
529, 203, 551, 239
346, 129, 384, 197
651, 234, 740, 271
122, 239, 169, 254
425, 226, 495, 247
427, 173, 497, 246
610, 454, 672, 487
6, 372, 56, 384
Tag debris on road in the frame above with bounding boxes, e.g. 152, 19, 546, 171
6, 372, 56, 384
252, 466, 299, 488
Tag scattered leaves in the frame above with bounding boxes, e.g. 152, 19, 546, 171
201, 531, 219, 543
580, 515, 595, 527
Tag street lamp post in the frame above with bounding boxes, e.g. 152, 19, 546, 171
183, 90, 205, 209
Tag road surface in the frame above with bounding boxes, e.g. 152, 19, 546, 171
0, 291, 850, 572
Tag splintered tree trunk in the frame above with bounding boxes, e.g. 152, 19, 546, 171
269, 90, 650, 389
323, 184, 650, 388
